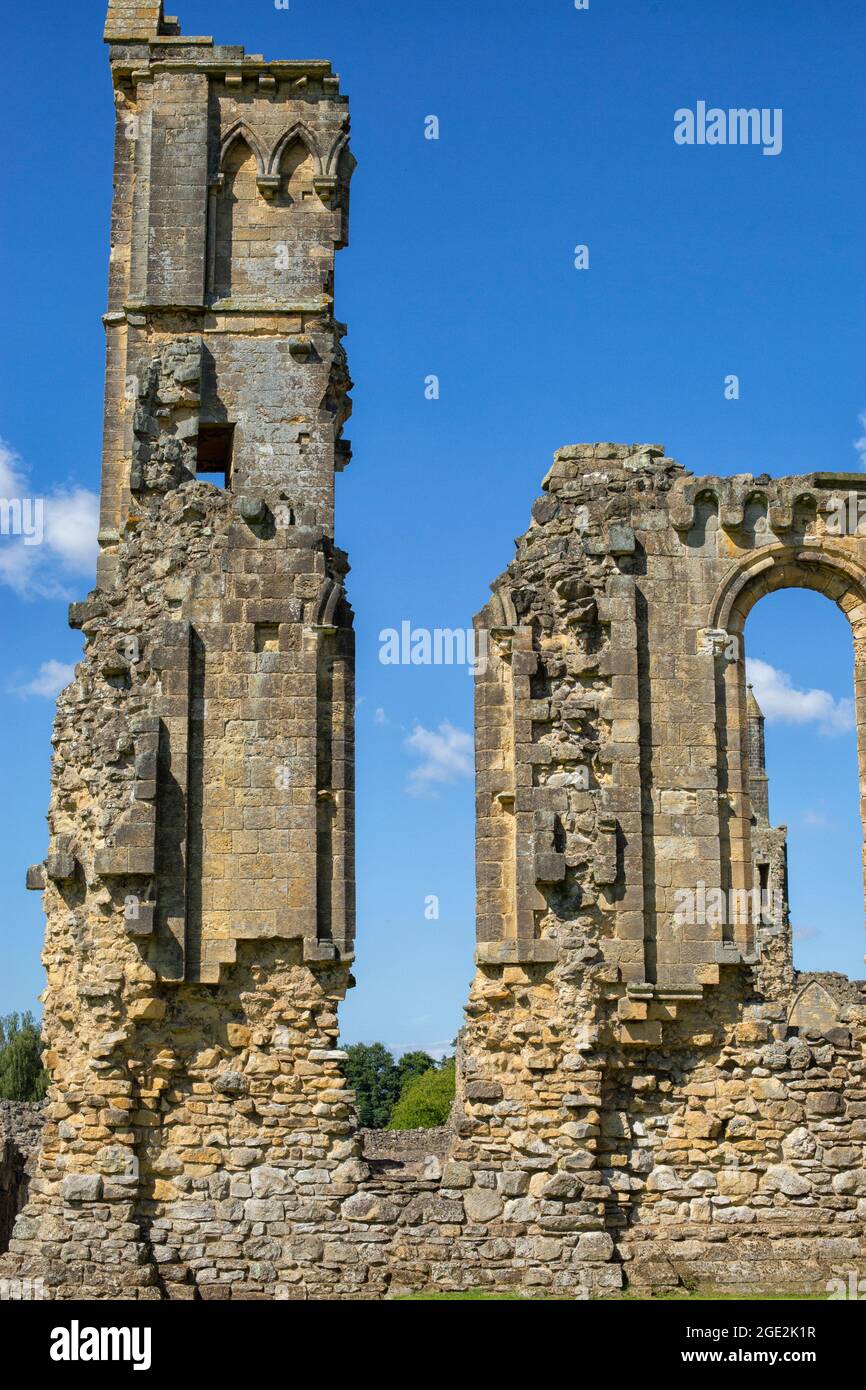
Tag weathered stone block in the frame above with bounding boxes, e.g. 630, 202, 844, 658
62, 1175, 103, 1203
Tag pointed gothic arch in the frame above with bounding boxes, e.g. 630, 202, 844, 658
323, 128, 351, 177
219, 121, 267, 178
267, 121, 323, 177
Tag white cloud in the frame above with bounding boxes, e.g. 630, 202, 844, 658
0, 439, 99, 598
855, 410, 866, 470
404, 720, 473, 795
802, 808, 829, 828
746, 657, 854, 736
43, 487, 101, 573
391, 1039, 455, 1062
793, 924, 821, 942
374, 707, 388, 725
14, 659, 76, 699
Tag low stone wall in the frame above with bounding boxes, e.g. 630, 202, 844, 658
360, 1127, 452, 1176
610, 1016, 866, 1295
2, 983, 865, 1298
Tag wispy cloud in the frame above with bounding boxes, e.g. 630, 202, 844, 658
0, 439, 99, 598
404, 720, 472, 795
793, 924, 821, 942
390, 1039, 455, 1062
746, 657, 854, 736
14, 659, 75, 699
855, 410, 866, 470
802, 808, 830, 828
374, 707, 388, 725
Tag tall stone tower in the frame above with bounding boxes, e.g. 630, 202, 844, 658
2, 2, 358, 1299
92, 0, 356, 983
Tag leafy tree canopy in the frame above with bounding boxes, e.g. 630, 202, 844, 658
388, 1057, 456, 1130
342, 1043, 441, 1128
0, 1012, 48, 1102
343, 1042, 402, 1128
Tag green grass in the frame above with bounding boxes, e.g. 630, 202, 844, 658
619, 1289, 827, 1302
397, 1287, 829, 1301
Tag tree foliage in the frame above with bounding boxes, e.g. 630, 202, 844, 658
396, 1050, 437, 1093
0, 1012, 48, 1102
342, 1043, 440, 1128
388, 1057, 456, 1130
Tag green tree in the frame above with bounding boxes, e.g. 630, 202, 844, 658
342, 1042, 401, 1128
388, 1057, 455, 1130
396, 1049, 436, 1093
0, 1012, 48, 1102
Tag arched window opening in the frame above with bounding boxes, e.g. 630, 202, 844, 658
744, 588, 862, 979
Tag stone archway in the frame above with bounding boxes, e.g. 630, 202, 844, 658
709, 545, 866, 959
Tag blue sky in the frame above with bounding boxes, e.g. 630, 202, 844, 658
1, 0, 865, 1053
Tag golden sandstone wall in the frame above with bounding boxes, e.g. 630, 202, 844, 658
2, 4, 866, 1300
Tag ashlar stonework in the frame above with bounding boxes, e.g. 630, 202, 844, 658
1, 2, 865, 1299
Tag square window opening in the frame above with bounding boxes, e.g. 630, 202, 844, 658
197, 424, 235, 488
255, 623, 280, 654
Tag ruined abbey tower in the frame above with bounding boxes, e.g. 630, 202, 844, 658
2, 3, 866, 1300
2, 0, 359, 1299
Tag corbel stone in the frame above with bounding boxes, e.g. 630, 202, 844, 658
289, 337, 314, 360
719, 482, 745, 530
25, 863, 47, 891
768, 499, 793, 531
313, 175, 337, 205
239, 496, 267, 524
47, 838, 78, 884
124, 901, 155, 938
606, 523, 636, 556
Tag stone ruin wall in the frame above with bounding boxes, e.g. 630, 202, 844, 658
2, 3, 866, 1300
